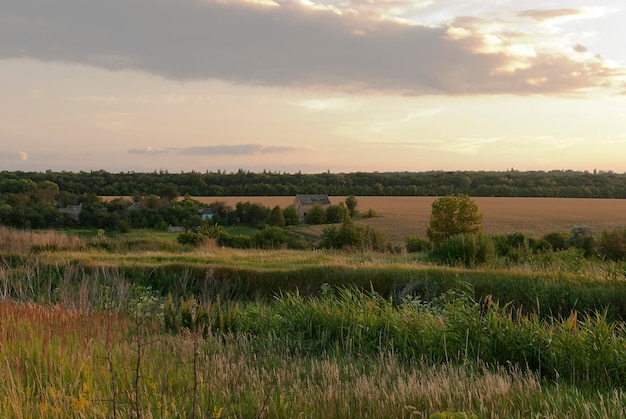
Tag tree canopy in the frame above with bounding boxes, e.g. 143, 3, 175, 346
427, 194, 483, 245
1, 169, 626, 198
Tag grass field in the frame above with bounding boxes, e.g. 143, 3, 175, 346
192, 196, 626, 244
4, 198, 626, 417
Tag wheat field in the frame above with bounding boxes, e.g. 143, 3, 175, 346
193, 196, 626, 244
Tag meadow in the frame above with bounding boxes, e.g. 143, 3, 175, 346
2, 196, 626, 418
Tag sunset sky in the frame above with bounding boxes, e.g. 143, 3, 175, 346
2, 0, 626, 173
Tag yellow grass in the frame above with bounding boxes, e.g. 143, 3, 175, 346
192, 196, 626, 244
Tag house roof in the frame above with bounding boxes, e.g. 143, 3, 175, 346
295, 194, 331, 205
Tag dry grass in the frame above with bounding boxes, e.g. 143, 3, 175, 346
0, 226, 86, 254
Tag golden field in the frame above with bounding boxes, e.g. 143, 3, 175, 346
193, 196, 626, 244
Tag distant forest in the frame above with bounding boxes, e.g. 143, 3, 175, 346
2, 169, 626, 199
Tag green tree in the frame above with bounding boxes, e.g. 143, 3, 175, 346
282, 205, 300, 226
427, 194, 483, 245
345, 195, 358, 218
36, 180, 60, 202
268, 205, 285, 227
305, 204, 326, 225
325, 203, 349, 224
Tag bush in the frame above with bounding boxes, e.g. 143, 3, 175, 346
305, 204, 326, 225
405, 235, 432, 253
217, 231, 252, 249
251, 226, 308, 250
531, 238, 553, 253
268, 205, 285, 227
542, 231, 568, 251
325, 204, 349, 224
282, 205, 300, 226
429, 234, 495, 267
362, 225, 390, 252
320, 219, 390, 252
598, 228, 626, 261
568, 226, 596, 258
176, 231, 205, 247
493, 232, 532, 262
363, 208, 377, 218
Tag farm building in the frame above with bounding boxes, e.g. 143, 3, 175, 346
199, 207, 214, 221
293, 194, 331, 219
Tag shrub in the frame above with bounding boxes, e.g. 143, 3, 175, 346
320, 219, 390, 252
568, 226, 596, 258
429, 234, 495, 267
493, 232, 532, 262
251, 226, 306, 249
325, 204, 349, 224
363, 208, 377, 218
531, 238, 553, 253
405, 235, 432, 253
305, 204, 326, 225
268, 205, 285, 227
217, 231, 252, 249
598, 228, 626, 261
176, 231, 205, 247
362, 225, 390, 252
542, 231, 568, 251
320, 225, 339, 249
282, 205, 300, 226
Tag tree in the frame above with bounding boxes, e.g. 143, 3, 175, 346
282, 205, 300, 226
325, 203, 349, 224
305, 204, 326, 225
36, 180, 60, 202
427, 194, 483, 245
268, 205, 285, 227
345, 195, 358, 218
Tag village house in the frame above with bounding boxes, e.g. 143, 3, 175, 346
293, 194, 331, 219
199, 207, 214, 221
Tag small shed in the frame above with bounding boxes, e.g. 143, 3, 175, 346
293, 194, 331, 219
199, 207, 214, 221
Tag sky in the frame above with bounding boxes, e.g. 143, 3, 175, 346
1, 0, 626, 174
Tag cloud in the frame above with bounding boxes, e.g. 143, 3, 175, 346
0, 1, 622, 95
294, 98, 359, 112
19, 151, 28, 161
128, 144, 305, 156
518, 9, 583, 22
128, 146, 169, 155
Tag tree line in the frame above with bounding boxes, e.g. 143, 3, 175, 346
0, 175, 365, 233
2, 169, 626, 198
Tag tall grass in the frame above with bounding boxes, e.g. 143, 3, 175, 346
0, 226, 86, 255
3, 228, 626, 416
2, 299, 626, 418
164, 287, 626, 388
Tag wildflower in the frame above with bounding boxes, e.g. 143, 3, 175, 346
212, 406, 224, 418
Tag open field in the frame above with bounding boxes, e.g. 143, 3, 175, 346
191, 196, 626, 244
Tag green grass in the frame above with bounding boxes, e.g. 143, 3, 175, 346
3, 226, 626, 417
3, 296, 626, 418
